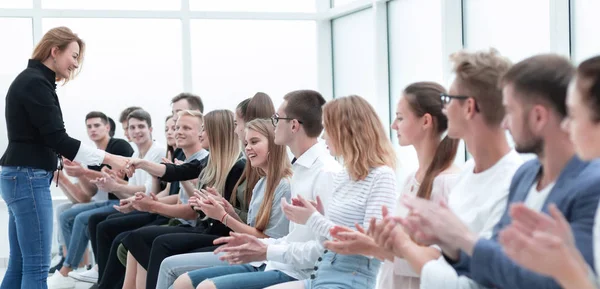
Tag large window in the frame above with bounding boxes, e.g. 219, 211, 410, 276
43, 18, 183, 149
464, 0, 552, 62
190, 19, 317, 113
332, 9, 374, 103
0, 18, 33, 155
0, 0, 31, 8
572, 0, 600, 63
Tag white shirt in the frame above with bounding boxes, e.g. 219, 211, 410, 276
128, 141, 165, 194
378, 172, 458, 289
73, 143, 106, 167
263, 143, 342, 280
523, 182, 555, 212
420, 150, 523, 289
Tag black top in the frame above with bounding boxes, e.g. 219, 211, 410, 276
1, 60, 81, 171
166, 148, 187, 196
87, 138, 134, 200
195, 158, 246, 236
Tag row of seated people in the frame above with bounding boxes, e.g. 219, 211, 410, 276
49, 49, 600, 289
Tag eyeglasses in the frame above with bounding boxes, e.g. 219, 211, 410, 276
271, 113, 303, 127
440, 93, 480, 112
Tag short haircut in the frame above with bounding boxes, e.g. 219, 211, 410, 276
119, 106, 142, 123
450, 48, 512, 126
85, 111, 109, 124
177, 110, 204, 124
283, 90, 326, 137
127, 109, 152, 128
576, 56, 600, 122
171, 93, 204, 113
501, 54, 574, 118
108, 117, 116, 137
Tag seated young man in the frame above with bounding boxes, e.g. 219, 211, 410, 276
48, 109, 165, 288
399, 54, 600, 289
51, 111, 133, 273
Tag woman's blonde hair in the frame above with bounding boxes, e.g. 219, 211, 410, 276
245, 119, 292, 232
199, 110, 241, 195
32, 26, 85, 83
323, 95, 396, 181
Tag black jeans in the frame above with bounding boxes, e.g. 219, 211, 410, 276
95, 212, 168, 289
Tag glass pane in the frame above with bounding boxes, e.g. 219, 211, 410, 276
0, 18, 33, 159
42, 0, 179, 10
190, 20, 317, 113
42, 18, 183, 155
332, 9, 374, 102
333, 0, 359, 7
572, 0, 600, 63
190, 0, 315, 12
464, 0, 552, 62
0, 0, 32, 8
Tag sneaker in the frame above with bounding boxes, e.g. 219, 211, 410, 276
48, 257, 65, 275
68, 267, 98, 283
47, 272, 76, 289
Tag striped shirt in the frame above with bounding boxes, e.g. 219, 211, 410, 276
306, 166, 398, 239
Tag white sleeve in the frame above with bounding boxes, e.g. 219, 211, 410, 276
73, 143, 106, 166
266, 239, 325, 269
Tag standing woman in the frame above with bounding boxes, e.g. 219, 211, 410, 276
0, 26, 128, 289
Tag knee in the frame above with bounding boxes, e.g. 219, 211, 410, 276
173, 273, 195, 289
74, 214, 89, 227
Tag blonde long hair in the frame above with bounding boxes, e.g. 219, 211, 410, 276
246, 119, 292, 232
32, 26, 85, 83
323, 95, 396, 181
199, 110, 241, 195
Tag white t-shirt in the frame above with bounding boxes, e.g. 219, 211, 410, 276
377, 172, 459, 289
128, 141, 165, 195
523, 182, 555, 212
420, 150, 523, 289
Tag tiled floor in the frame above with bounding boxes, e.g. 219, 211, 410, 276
0, 269, 93, 289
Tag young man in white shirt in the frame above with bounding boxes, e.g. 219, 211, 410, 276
167, 90, 342, 289
399, 54, 600, 289
49, 109, 164, 288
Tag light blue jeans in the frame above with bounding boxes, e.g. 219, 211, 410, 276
156, 251, 227, 289
0, 166, 54, 289
59, 200, 118, 268
187, 263, 296, 289
303, 251, 381, 289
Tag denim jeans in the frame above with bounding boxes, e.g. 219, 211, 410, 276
0, 166, 54, 289
187, 263, 296, 289
156, 251, 228, 289
304, 252, 381, 289
59, 200, 118, 268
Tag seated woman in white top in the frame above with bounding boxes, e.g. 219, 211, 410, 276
499, 55, 600, 289
322, 82, 461, 289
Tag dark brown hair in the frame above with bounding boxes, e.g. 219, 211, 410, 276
575, 56, 600, 122
404, 82, 459, 200
231, 93, 276, 208
171, 93, 204, 113
500, 54, 574, 118
127, 109, 152, 128
85, 111, 109, 125
119, 106, 142, 123
283, 90, 326, 137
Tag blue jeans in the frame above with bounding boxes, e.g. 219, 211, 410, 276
304, 252, 381, 289
59, 200, 118, 268
0, 166, 54, 289
187, 263, 296, 289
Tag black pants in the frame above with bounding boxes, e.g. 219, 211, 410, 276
145, 233, 221, 289
95, 213, 169, 289
88, 211, 121, 259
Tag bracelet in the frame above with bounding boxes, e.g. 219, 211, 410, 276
220, 212, 228, 223
224, 215, 228, 226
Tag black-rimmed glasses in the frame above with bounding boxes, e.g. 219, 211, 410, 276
271, 113, 304, 127
440, 93, 480, 112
